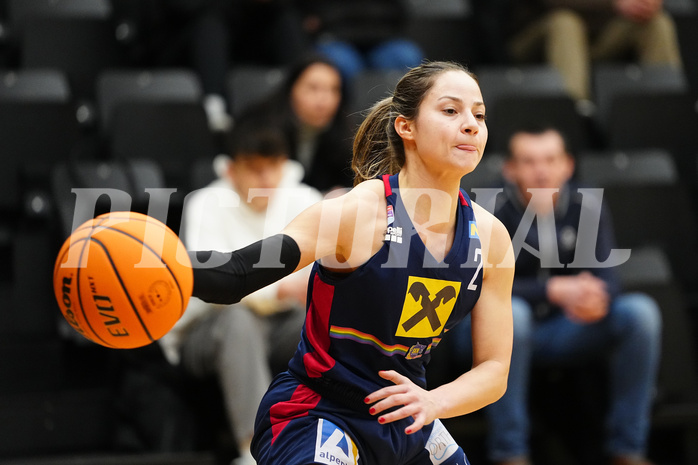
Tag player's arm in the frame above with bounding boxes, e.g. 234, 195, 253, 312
188, 180, 385, 304
439, 208, 515, 414
282, 179, 385, 271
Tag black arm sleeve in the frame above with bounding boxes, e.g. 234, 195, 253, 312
188, 233, 302, 305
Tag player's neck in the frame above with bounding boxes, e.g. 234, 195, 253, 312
397, 169, 459, 236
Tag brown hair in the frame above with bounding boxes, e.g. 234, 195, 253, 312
351, 61, 476, 186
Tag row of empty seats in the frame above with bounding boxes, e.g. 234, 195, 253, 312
2, 66, 698, 273
1, 0, 696, 100
1, 63, 695, 158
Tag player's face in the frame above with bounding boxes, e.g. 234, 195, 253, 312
290, 63, 342, 129
227, 153, 287, 212
401, 70, 488, 177
504, 130, 575, 211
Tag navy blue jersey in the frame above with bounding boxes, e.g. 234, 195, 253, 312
288, 173, 483, 403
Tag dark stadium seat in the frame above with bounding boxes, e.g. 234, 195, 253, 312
346, 69, 404, 129
404, 16, 473, 65
0, 68, 70, 102
675, 13, 698, 97
603, 183, 698, 290
51, 158, 166, 237
487, 94, 592, 153
562, 131, 698, 462
615, 246, 673, 289
226, 65, 285, 118
107, 101, 219, 197
584, 147, 696, 292
21, 16, 128, 101
629, 281, 698, 465
348, 68, 404, 115
7, 0, 111, 25
605, 91, 698, 184
663, 0, 697, 15
0, 225, 59, 338
592, 63, 688, 126
0, 100, 82, 214
576, 148, 678, 187
96, 68, 203, 128
189, 156, 219, 192
476, 65, 569, 110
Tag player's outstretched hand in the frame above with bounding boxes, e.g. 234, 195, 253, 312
365, 370, 439, 435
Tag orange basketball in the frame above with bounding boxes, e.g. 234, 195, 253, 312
53, 211, 193, 349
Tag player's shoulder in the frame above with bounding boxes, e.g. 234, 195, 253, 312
472, 201, 514, 267
351, 178, 385, 196
311, 179, 386, 227
471, 201, 498, 229
339, 178, 386, 208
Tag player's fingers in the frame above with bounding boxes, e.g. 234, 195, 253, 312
378, 406, 428, 435
405, 415, 427, 435
369, 391, 413, 415
375, 402, 418, 424
366, 384, 408, 404
365, 370, 411, 404
378, 369, 409, 385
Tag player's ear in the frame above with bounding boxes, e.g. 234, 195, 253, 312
394, 115, 414, 141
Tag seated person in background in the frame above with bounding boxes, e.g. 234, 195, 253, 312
507, 0, 683, 103
448, 125, 662, 465
159, 111, 322, 465
297, 0, 424, 83
255, 54, 354, 193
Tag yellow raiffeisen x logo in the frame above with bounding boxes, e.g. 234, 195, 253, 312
396, 277, 461, 338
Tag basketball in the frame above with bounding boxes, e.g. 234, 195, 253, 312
53, 211, 193, 349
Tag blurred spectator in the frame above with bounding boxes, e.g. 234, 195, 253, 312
448, 126, 662, 465
254, 54, 354, 193
297, 0, 424, 82
112, 0, 309, 131
506, 0, 683, 103
159, 111, 322, 465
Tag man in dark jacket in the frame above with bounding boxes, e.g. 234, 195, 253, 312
450, 126, 661, 465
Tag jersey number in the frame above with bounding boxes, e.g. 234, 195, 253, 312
467, 248, 482, 291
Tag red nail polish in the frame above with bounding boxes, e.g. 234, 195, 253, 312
378, 417, 385, 424
406, 428, 412, 434
364, 397, 370, 403
369, 407, 376, 414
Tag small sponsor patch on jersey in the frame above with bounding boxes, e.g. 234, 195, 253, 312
387, 205, 395, 225
314, 418, 359, 465
396, 277, 461, 338
384, 225, 403, 243
469, 221, 479, 239
406, 341, 427, 360
425, 419, 460, 464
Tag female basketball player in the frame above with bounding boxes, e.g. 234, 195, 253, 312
189, 61, 514, 465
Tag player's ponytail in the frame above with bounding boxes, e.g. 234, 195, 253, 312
351, 97, 403, 186
351, 61, 476, 186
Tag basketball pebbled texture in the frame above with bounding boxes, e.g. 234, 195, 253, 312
53, 211, 193, 349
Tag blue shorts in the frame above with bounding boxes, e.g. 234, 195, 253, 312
252, 372, 471, 465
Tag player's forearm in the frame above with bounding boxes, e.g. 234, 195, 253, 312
189, 234, 301, 305
429, 359, 509, 419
